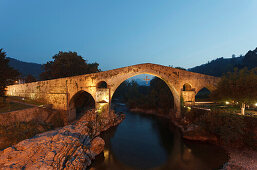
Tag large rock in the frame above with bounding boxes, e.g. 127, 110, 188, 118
183, 125, 218, 144
90, 137, 105, 155
0, 110, 124, 169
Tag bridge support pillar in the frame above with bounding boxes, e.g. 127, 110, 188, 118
181, 91, 196, 106
95, 88, 110, 117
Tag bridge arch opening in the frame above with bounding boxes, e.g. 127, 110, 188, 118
97, 81, 107, 88
182, 83, 193, 91
111, 74, 175, 116
195, 87, 211, 101
69, 90, 95, 120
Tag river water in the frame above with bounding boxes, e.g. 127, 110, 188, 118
90, 103, 228, 170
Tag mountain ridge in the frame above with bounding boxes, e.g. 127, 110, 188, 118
7, 57, 43, 79
188, 47, 257, 77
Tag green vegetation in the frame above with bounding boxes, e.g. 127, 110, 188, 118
40, 51, 100, 80
7, 96, 46, 106
25, 74, 37, 83
0, 49, 20, 98
211, 67, 257, 115
184, 108, 257, 149
0, 101, 32, 113
113, 77, 174, 115
185, 64, 257, 149
0, 96, 47, 113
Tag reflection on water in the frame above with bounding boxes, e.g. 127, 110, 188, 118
90, 103, 228, 170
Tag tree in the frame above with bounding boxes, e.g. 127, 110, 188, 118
212, 67, 257, 115
40, 51, 100, 80
25, 74, 36, 83
113, 77, 174, 114
0, 49, 20, 99
243, 47, 257, 69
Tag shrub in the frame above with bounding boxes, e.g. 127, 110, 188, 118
184, 109, 249, 146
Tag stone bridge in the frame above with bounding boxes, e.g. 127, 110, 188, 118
6, 63, 220, 121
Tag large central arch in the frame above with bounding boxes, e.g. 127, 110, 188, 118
111, 74, 175, 114
108, 71, 180, 116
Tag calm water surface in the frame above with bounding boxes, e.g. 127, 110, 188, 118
90, 103, 228, 170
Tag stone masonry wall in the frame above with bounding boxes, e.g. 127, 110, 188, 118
0, 107, 66, 126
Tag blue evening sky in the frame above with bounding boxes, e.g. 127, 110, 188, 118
0, 0, 257, 71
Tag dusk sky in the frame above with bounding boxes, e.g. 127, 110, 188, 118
1, 0, 257, 71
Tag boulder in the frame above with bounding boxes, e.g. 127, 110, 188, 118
90, 137, 105, 155
0, 110, 124, 169
183, 125, 218, 144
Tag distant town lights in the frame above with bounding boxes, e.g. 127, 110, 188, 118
225, 101, 230, 105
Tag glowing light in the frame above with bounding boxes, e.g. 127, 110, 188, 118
187, 107, 191, 110
97, 102, 108, 113
255, 103, 257, 107
225, 101, 230, 105
104, 149, 109, 160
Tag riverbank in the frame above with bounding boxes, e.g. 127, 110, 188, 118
0, 110, 125, 169
169, 109, 257, 170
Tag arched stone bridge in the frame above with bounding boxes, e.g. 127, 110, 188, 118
6, 63, 220, 121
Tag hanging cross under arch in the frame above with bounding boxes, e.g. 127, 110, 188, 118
144, 75, 150, 84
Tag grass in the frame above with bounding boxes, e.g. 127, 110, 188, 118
7, 96, 46, 106
0, 101, 32, 113
194, 102, 257, 115
0, 96, 48, 113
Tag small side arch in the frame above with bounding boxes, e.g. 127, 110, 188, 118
69, 90, 95, 120
97, 81, 107, 88
182, 83, 193, 91
195, 87, 211, 101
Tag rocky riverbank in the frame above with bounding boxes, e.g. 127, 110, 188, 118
0, 110, 124, 169
222, 147, 257, 170
170, 115, 257, 170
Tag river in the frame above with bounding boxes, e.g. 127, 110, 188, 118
90, 103, 228, 170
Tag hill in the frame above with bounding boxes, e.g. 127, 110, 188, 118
7, 57, 43, 79
189, 47, 257, 77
